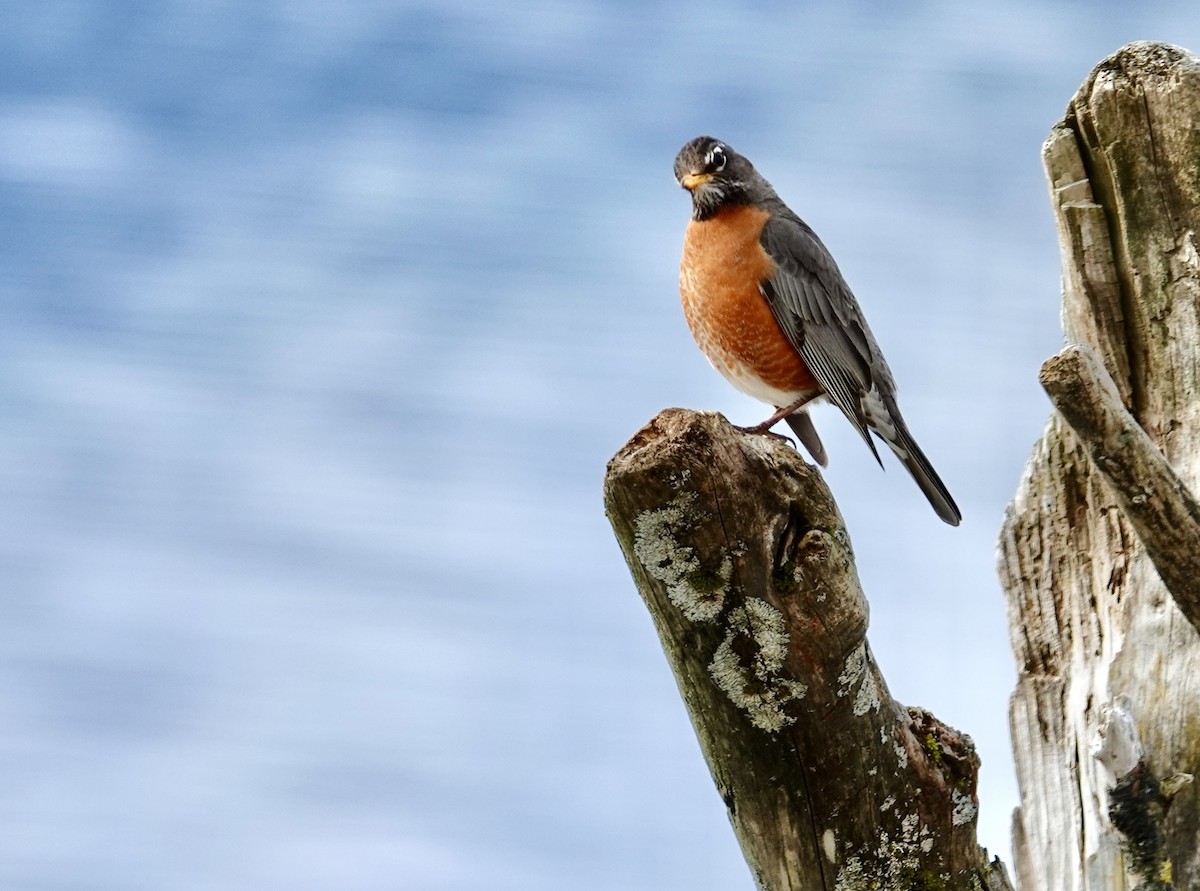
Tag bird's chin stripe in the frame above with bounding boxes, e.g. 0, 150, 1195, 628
692, 185, 727, 220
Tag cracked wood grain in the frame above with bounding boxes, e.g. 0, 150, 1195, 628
1002, 41, 1200, 891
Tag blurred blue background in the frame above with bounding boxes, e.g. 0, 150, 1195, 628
2, 2, 1197, 888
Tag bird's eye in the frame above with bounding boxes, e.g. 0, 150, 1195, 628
707, 145, 727, 173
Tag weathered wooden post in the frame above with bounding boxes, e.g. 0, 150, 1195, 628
1002, 41, 1200, 891
604, 410, 1010, 890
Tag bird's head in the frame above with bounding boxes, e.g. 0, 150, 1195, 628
673, 136, 763, 220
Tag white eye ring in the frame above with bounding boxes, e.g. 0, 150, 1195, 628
708, 145, 727, 172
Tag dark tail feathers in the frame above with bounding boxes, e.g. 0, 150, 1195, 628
883, 419, 961, 526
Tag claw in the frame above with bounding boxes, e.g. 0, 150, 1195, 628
734, 423, 796, 447
735, 394, 818, 442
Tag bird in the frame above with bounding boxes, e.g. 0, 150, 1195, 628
673, 135, 961, 526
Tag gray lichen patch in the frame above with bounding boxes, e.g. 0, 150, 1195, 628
837, 642, 881, 716
708, 597, 806, 733
833, 812, 946, 891
950, 788, 978, 826
893, 737, 909, 770
665, 468, 693, 489
633, 493, 730, 622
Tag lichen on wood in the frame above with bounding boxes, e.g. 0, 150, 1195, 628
605, 408, 1010, 890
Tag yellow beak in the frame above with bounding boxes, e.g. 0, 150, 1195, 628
680, 172, 712, 191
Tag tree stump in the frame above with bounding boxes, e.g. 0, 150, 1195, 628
604, 409, 1010, 890
1000, 41, 1200, 891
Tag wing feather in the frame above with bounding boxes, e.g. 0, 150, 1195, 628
759, 212, 890, 462
758, 209, 961, 524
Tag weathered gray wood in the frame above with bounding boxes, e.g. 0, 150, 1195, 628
1001, 41, 1200, 891
605, 408, 1011, 891
1041, 344, 1200, 636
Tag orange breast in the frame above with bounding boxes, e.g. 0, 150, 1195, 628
680, 205, 819, 403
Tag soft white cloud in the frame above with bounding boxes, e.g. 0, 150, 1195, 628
0, 100, 146, 188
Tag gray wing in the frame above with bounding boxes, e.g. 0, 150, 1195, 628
760, 211, 962, 526
758, 211, 889, 464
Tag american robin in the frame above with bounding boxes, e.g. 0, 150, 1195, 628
674, 135, 961, 526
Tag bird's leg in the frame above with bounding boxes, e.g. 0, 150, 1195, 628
736, 394, 817, 436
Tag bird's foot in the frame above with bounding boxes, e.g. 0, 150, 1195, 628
735, 396, 815, 442
734, 422, 795, 446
